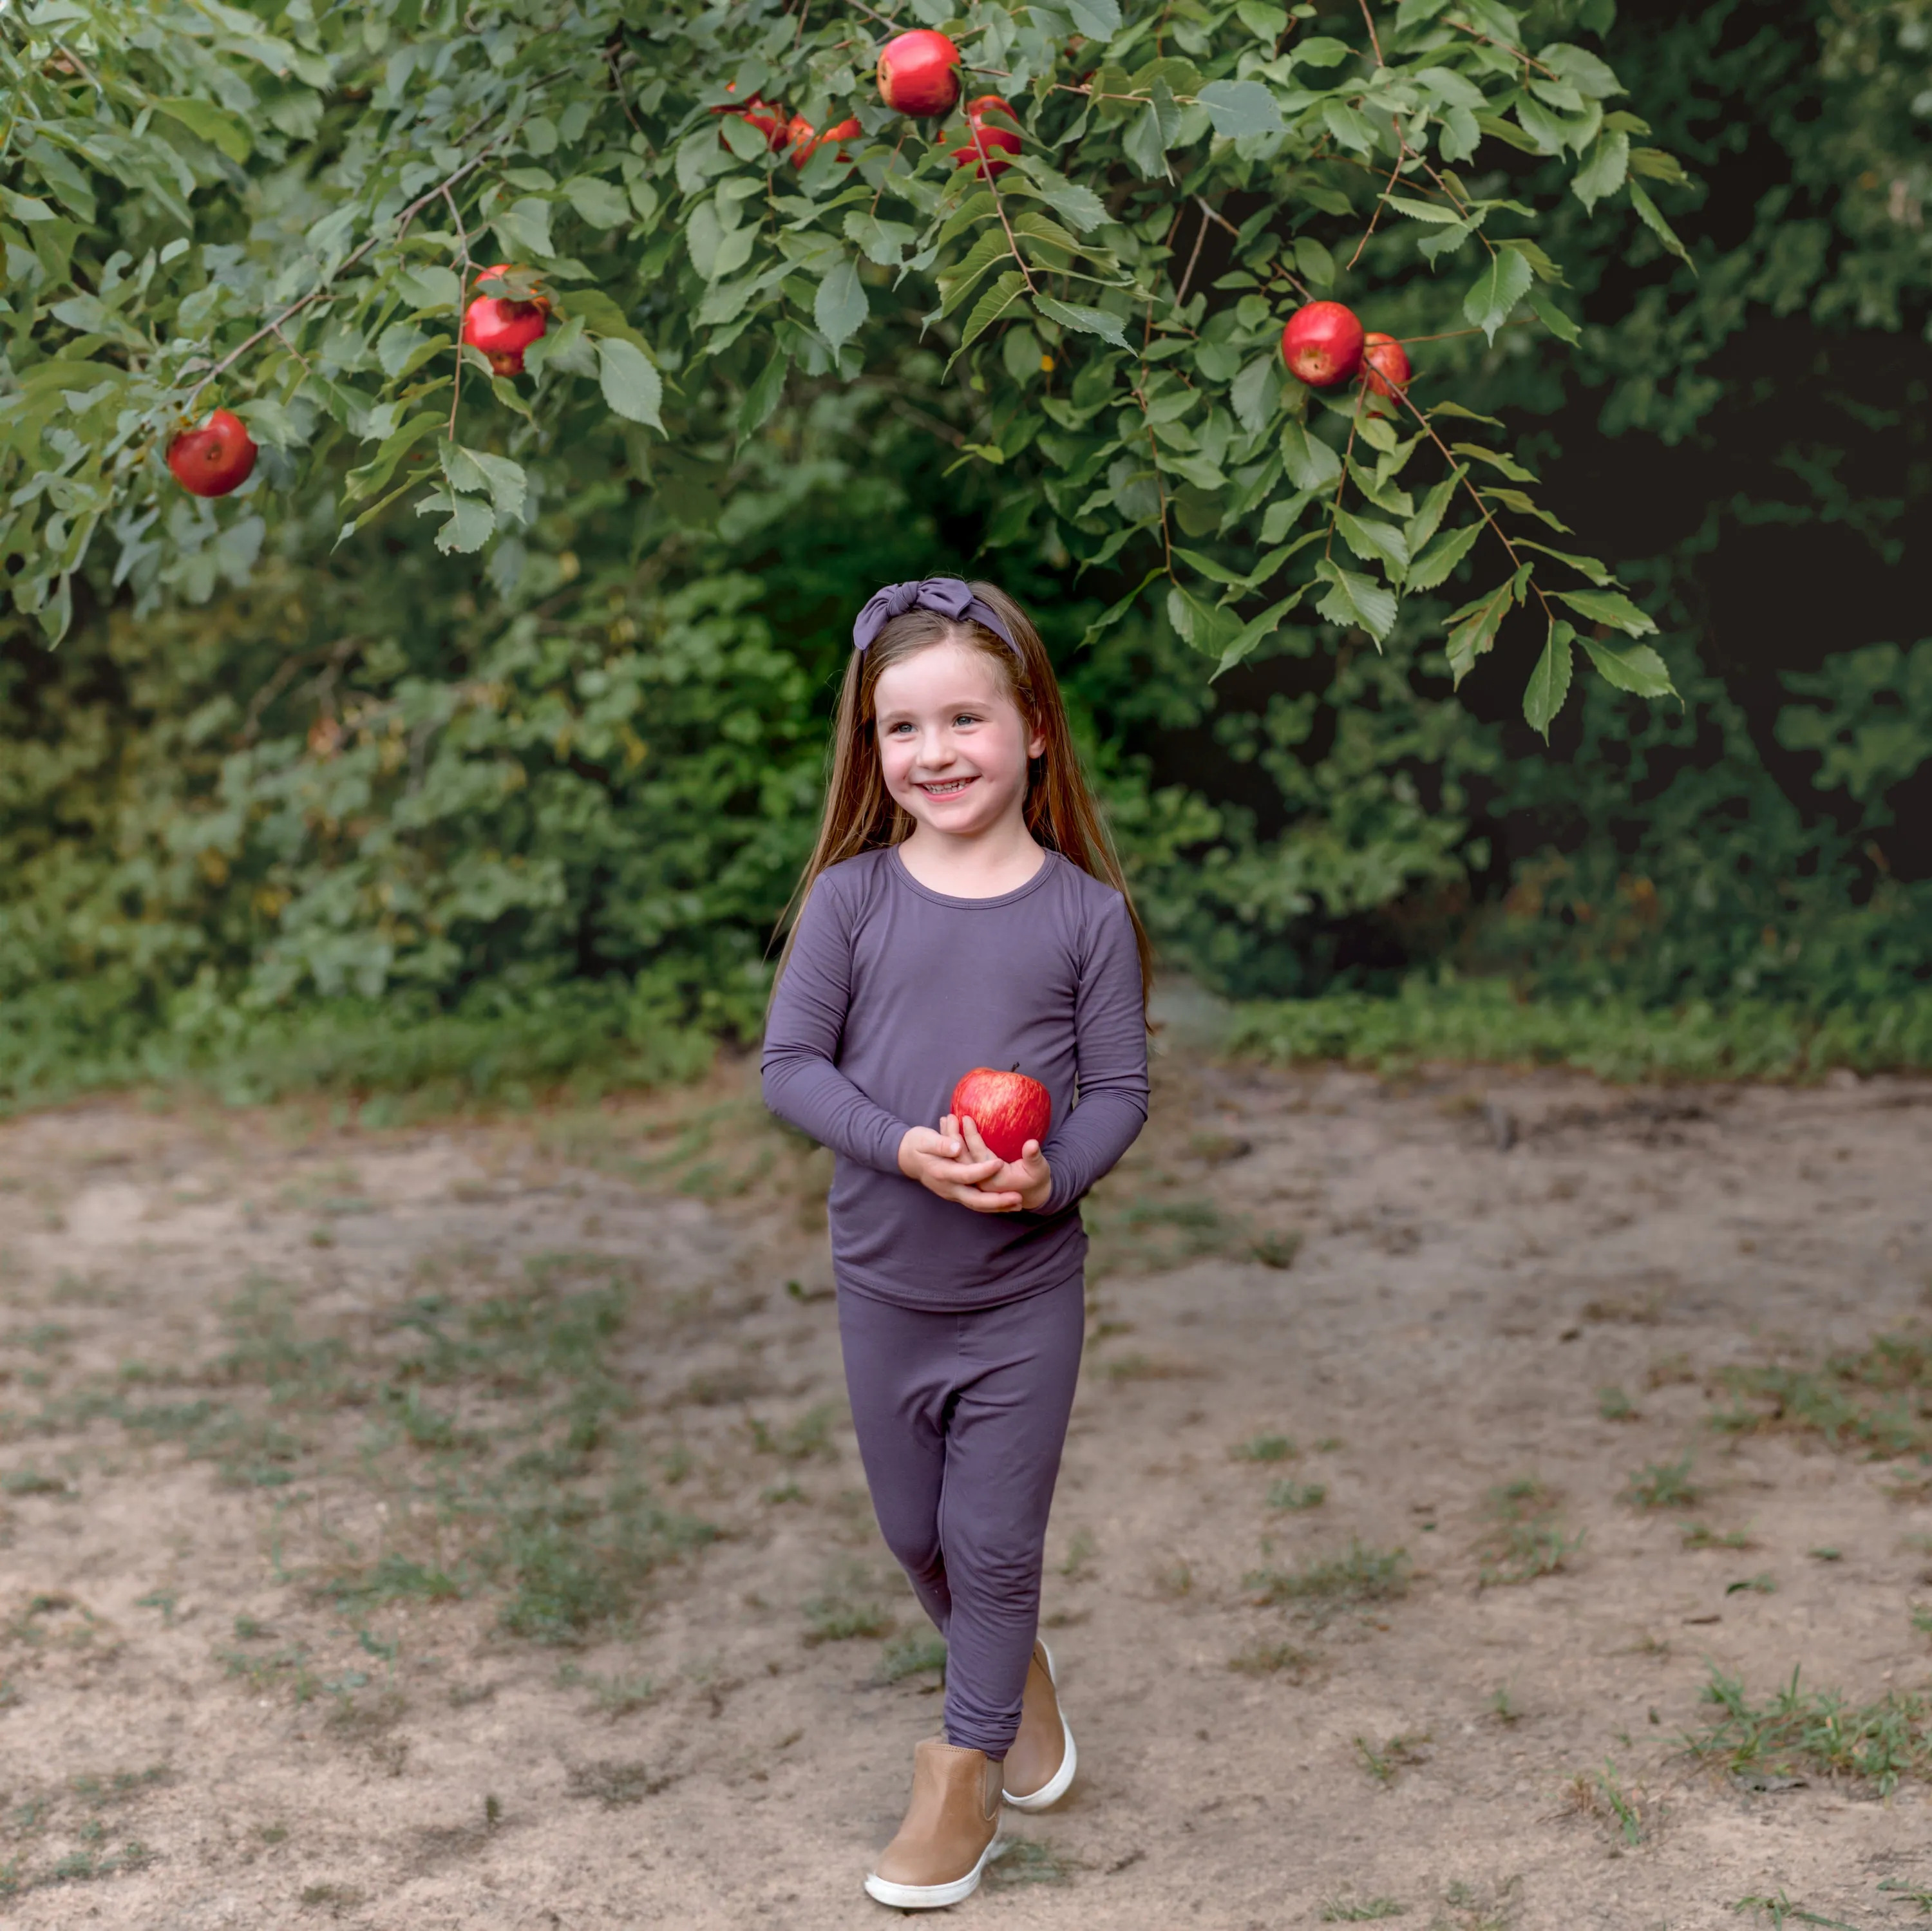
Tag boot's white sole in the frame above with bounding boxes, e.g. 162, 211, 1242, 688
1002, 1639, 1078, 1812
863, 1834, 1003, 1910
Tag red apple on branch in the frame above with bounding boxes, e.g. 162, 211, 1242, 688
462, 263, 550, 377
1361, 330, 1412, 400
939, 93, 1022, 177
166, 408, 257, 498
788, 112, 862, 167
950, 1066, 1052, 1165
877, 29, 961, 117
1280, 300, 1365, 388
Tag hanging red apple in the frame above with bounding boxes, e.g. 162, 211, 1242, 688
940, 94, 1022, 177
877, 29, 961, 117
788, 113, 862, 167
950, 1066, 1052, 1165
1280, 301, 1366, 388
166, 408, 258, 498
1361, 331, 1412, 400
462, 263, 551, 377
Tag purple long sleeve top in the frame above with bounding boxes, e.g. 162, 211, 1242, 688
761, 846, 1150, 1309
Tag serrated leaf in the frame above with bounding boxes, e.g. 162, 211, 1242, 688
442, 445, 528, 522
1571, 130, 1629, 213
395, 265, 462, 311
1446, 567, 1528, 685
1032, 294, 1129, 346
1523, 620, 1575, 739
343, 413, 444, 503
1528, 286, 1581, 344
1463, 250, 1534, 342
1197, 80, 1283, 138
1427, 400, 1506, 429
1168, 581, 1247, 657
1230, 354, 1280, 436
492, 195, 555, 261
1213, 594, 1301, 678
1405, 520, 1482, 591
1518, 540, 1611, 585
1081, 567, 1164, 646
1479, 486, 1572, 533
844, 209, 918, 267
1334, 509, 1410, 576
738, 348, 791, 439
1124, 100, 1171, 179
1628, 179, 1693, 267
1553, 587, 1658, 636
1415, 66, 1486, 109
1280, 420, 1342, 491
1582, 636, 1674, 697
155, 97, 252, 163
1323, 100, 1382, 156
1499, 236, 1564, 285
424, 491, 495, 555
1236, 0, 1289, 39
1259, 489, 1315, 544
1453, 442, 1537, 482
1404, 471, 1461, 554
596, 337, 664, 429
933, 229, 1016, 321
563, 174, 632, 229
1314, 558, 1397, 645
1066, 0, 1123, 36
1628, 146, 1689, 185
815, 256, 869, 352
1387, 194, 1464, 225
952, 270, 1027, 366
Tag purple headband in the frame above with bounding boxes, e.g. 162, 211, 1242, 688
851, 576, 1020, 655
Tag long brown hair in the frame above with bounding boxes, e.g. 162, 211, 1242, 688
773, 581, 1153, 1016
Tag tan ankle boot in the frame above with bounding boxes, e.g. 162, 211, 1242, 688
864, 1736, 1003, 1909
1001, 1639, 1077, 1811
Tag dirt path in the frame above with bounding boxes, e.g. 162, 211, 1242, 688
3, 1050, 1932, 1930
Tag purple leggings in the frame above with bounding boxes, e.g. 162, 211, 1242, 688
837, 1273, 1084, 1758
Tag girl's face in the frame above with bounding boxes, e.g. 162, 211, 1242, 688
873, 638, 1045, 842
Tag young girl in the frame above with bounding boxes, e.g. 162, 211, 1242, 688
762, 576, 1151, 1910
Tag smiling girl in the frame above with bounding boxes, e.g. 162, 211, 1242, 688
762, 578, 1151, 1908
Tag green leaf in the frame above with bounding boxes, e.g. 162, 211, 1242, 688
1081, 567, 1164, 647
1066, 0, 1124, 36
1280, 420, 1342, 492
1528, 286, 1581, 345
1523, 619, 1575, 739
1197, 80, 1283, 138
738, 349, 791, 439
1229, 354, 1280, 436
0, 189, 55, 223
563, 287, 651, 352
952, 271, 1027, 366
1473, 111, 1541, 154
1334, 509, 1410, 576
1235, 1, 1289, 40
343, 413, 444, 503
1405, 471, 1461, 554
563, 174, 632, 229
1463, 250, 1534, 342
441, 445, 528, 521
1479, 486, 1572, 534
596, 338, 664, 429
155, 97, 252, 164
1517, 540, 1611, 585
1426, 400, 1505, 429
1124, 101, 1171, 180
395, 265, 462, 312
815, 257, 869, 353
492, 196, 556, 261
1387, 194, 1464, 225
1553, 587, 1658, 636
1571, 130, 1629, 213
1313, 559, 1397, 645
1405, 520, 1482, 591
1446, 567, 1529, 685
1032, 294, 1129, 347
1323, 100, 1382, 156
1213, 594, 1302, 678
846, 210, 918, 267
1582, 636, 1675, 697
1628, 180, 1693, 267
1168, 582, 1246, 657
1259, 490, 1316, 544
420, 490, 495, 555
1452, 442, 1537, 483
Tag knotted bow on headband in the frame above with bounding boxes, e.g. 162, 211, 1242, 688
851, 576, 1020, 655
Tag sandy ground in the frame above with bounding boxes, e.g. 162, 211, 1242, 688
3, 1039, 1931, 1931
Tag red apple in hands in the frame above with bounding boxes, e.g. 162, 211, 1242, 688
166, 408, 257, 498
877, 29, 961, 117
950, 1066, 1052, 1165
1361, 330, 1412, 400
1280, 300, 1365, 388
940, 94, 1022, 178
462, 263, 550, 377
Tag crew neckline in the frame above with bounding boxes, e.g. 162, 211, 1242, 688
887, 843, 1056, 909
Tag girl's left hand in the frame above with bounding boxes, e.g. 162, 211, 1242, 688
945, 1113, 1052, 1213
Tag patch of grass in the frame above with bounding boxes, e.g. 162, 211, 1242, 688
1476, 1478, 1583, 1587
1710, 1334, 1932, 1459
1246, 1541, 1410, 1624
1435, 1874, 1524, 1931
1685, 1666, 1932, 1796
1681, 1523, 1755, 1551
1231, 1433, 1298, 1463
802, 1562, 894, 1646
748, 1402, 839, 1462
555, 1663, 659, 1716
1724, 1572, 1777, 1596
1321, 1897, 1406, 1921
1625, 1453, 1700, 1511
1356, 1733, 1430, 1785
1734, 1890, 1872, 1929
1563, 1758, 1649, 1845
1267, 1478, 1327, 1511
563, 1759, 672, 1807
1251, 1230, 1303, 1270
1, 1466, 66, 1495
1058, 1529, 1097, 1580
1228, 1639, 1317, 1679
1596, 1385, 1639, 1422
1488, 1684, 1520, 1725
879, 1632, 947, 1681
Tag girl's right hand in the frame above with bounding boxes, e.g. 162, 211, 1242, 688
897, 1126, 1024, 1213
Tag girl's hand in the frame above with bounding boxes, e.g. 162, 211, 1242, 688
897, 1125, 1024, 1213
949, 1113, 1052, 1213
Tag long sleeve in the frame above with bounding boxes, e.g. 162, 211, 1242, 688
761, 878, 911, 1176
1041, 894, 1149, 1215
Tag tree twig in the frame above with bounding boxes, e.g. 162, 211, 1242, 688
1172, 198, 1211, 309
1356, 0, 1384, 65
441, 185, 476, 440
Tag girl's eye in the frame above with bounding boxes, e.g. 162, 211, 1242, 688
953, 713, 981, 727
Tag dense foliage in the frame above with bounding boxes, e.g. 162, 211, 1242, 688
0, 0, 1927, 1102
